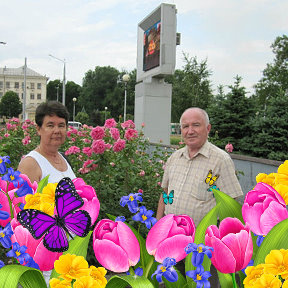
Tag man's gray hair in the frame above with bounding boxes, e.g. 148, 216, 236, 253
180, 107, 210, 126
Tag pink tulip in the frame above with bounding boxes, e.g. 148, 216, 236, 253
10, 219, 62, 271
146, 214, 195, 263
205, 217, 253, 274
72, 178, 100, 225
0, 174, 37, 227
242, 182, 288, 236
93, 219, 140, 272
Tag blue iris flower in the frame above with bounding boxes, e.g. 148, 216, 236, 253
0, 222, 13, 248
25, 256, 40, 269
0, 204, 9, 220
241, 259, 254, 275
120, 193, 143, 213
185, 243, 214, 267
126, 267, 143, 276
6, 242, 30, 264
115, 216, 126, 222
151, 257, 178, 283
0, 156, 10, 174
132, 206, 157, 229
2, 168, 24, 188
0, 260, 4, 268
186, 265, 211, 288
256, 234, 265, 247
15, 180, 33, 197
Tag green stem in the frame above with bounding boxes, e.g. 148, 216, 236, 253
232, 273, 238, 288
4, 182, 14, 221
143, 257, 154, 278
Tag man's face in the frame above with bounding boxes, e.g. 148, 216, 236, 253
181, 109, 211, 151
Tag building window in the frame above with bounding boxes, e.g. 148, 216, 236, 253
15, 82, 19, 89
6, 82, 10, 88
30, 82, 35, 89
37, 83, 41, 89
0, 81, 3, 89
0, 92, 2, 97
22, 82, 24, 89
30, 93, 34, 100
37, 93, 41, 100
21, 93, 23, 99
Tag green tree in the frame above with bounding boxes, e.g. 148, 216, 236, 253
254, 34, 288, 108
208, 76, 256, 151
244, 95, 288, 161
75, 111, 89, 125
47, 80, 82, 120
0, 91, 22, 118
79, 66, 120, 120
166, 53, 213, 122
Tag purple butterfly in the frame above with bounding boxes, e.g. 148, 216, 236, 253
17, 177, 91, 252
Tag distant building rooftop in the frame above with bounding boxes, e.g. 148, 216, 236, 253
0, 66, 46, 78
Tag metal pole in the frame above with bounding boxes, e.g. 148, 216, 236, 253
63, 61, 66, 106
56, 85, 59, 102
23, 57, 27, 122
124, 82, 127, 122
73, 102, 75, 122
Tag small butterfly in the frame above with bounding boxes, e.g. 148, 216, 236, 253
162, 190, 174, 205
205, 170, 219, 186
207, 184, 220, 192
17, 177, 91, 252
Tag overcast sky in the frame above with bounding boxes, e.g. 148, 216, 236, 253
0, 0, 287, 95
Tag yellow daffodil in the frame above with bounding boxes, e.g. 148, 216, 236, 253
39, 200, 55, 216
283, 280, 288, 288
41, 182, 57, 204
256, 173, 277, 187
73, 276, 102, 288
264, 249, 288, 279
244, 264, 266, 287
54, 254, 91, 282
277, 160, 288, 176
24, 193, 41, 209
274, 184, 288, 205
49, 278, 71, 288
253, 274, 282, 288
90, 266, 107, 287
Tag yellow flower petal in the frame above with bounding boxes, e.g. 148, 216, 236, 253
253, 274, 282, 288
73, 276, 101, 288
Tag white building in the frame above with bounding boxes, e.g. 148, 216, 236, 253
0, 66, 48, 121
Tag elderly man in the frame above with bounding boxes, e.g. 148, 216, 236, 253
156, 107, 243, 225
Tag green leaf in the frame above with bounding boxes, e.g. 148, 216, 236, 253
186, 204, 219, 288
36, 175, 49, 194
254, 218, 288, 265
106, 275, 155, 288
217, 272, 233, 288
50, 231, 92, 280
212, 189, 243, 222
0, 265, 46, 288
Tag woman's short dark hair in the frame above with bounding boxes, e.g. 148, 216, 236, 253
35, 101, 69, 127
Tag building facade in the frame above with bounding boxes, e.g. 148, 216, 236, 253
0, 66, 48, 121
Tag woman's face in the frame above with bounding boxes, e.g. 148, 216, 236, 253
37, 115, 67, 147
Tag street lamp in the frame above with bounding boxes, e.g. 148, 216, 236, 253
49, 54, 66, 106
56, 85, 59, 102
122, 74, 130, 122
73, 97, 77, 122
104, 106, 108, 121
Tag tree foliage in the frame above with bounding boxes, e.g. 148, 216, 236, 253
0, 91, 22, 118
166, 53, 213, 122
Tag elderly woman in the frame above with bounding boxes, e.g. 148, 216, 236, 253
18, 101, 75, 183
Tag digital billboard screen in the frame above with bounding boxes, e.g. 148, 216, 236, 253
143, 20, 161, 72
